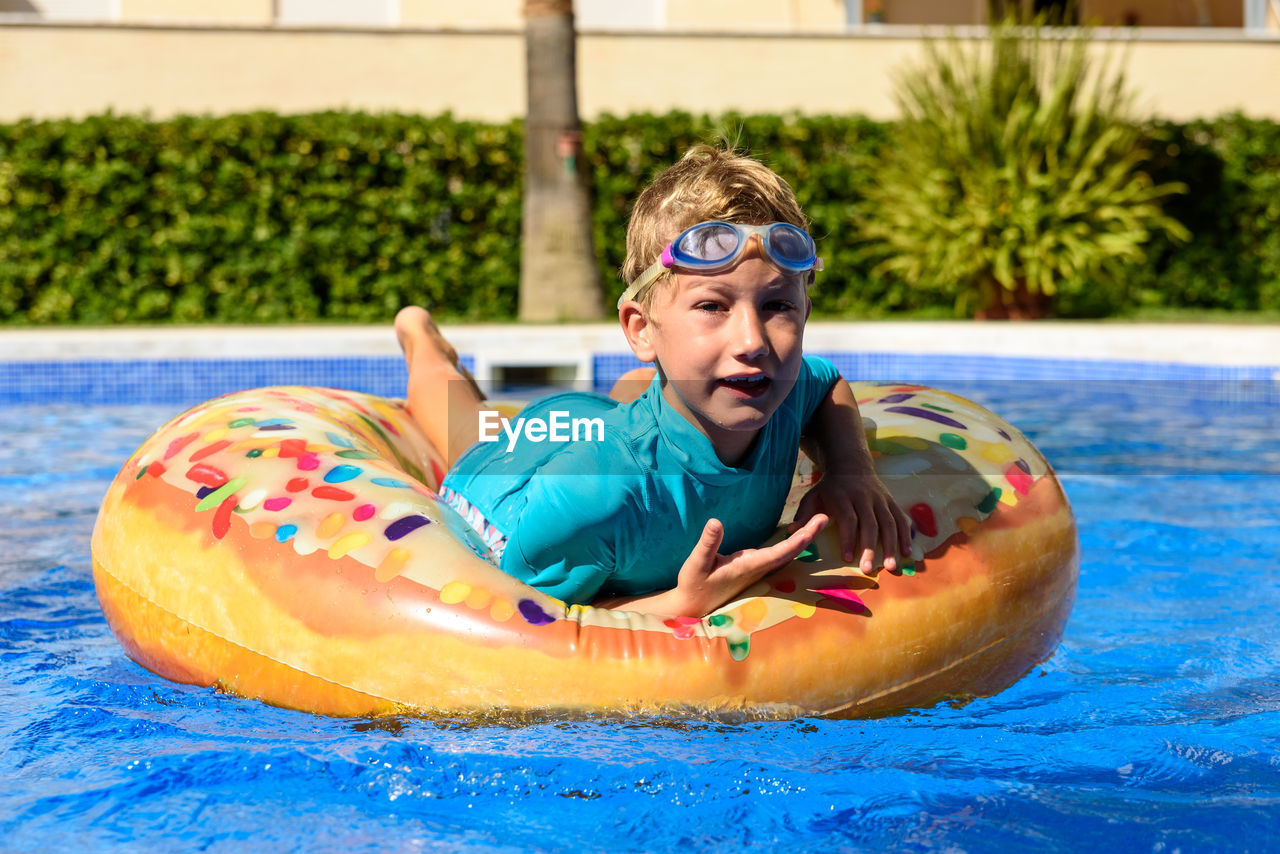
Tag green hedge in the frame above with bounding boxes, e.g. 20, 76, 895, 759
0, 110, 1276, 324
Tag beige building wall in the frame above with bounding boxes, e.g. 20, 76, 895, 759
0, 24, 1276, 122
119, 0, 274, 26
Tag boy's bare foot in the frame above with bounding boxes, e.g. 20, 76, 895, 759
394, 306, 486, 400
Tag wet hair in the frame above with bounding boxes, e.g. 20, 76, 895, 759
621, 145, 811, 309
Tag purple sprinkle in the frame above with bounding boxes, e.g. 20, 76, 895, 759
518, 599, 557, 626
997, 428, 1011, 440
195, 486, 216, 499
384, 514, 431, 541
878, 393, 915, 404
257, 424, 296, 431
884, 405, 967, 429
1014, 458, 1031, 474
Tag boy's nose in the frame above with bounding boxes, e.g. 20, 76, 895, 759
732, 306, 769, 360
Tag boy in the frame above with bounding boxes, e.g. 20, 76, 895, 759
396, 146, 910, 617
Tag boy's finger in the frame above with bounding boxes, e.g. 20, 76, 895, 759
857, 505, 878, 570
699, 518, 725, 555
767, 513, 827, 568
786, 491, 820, 534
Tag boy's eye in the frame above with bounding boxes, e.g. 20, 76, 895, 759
765, 299, 798, 312
694, 301, 725, 313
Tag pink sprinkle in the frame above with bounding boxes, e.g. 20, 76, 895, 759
353, 504, 376, 521
817, 587, 867, 609
297, 453, 320, 471
263, 497, 292, 512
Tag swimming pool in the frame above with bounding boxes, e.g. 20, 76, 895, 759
2, 346, 1279, 851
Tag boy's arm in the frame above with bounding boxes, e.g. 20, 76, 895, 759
795, 378, 912, 573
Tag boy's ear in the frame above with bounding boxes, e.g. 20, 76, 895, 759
805, 295, 812, 322
619, 302, 657, 363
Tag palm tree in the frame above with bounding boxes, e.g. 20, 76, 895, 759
519, 0, 605, 321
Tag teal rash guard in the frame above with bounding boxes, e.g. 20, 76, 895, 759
439, 355, 841, 605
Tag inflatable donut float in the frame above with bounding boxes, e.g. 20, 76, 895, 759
91, 382, 1078, 719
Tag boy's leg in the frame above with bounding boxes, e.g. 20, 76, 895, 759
608, 367, 657, 403
395, 306, 486, 469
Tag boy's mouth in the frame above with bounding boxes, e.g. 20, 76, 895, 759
718, 374, 772, 398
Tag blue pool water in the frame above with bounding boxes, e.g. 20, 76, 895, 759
2, 373, 1279, 852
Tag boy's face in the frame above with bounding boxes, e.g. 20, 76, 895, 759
623, 240, 810, 465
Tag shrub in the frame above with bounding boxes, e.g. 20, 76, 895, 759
857, 20, 1190, 318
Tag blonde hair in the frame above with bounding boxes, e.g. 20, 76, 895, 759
621, 146, 811, 308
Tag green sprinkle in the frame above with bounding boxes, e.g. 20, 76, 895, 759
939, 432, 967, 450
195, 476, 247, 512
708, 614, 733, 628
976, 488, 1002, 514
246, 449, 263, 458
797, 544, 820, 563
901, 562, 917, 576
728, 638, 751, 661
921, 403, 954, 413
229, 417, 256, 428
336, 449, 378, 460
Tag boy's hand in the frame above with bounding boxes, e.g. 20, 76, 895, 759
788, 472, 911, 574
673, 514, 829, 617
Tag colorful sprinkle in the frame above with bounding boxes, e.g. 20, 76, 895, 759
263, 497, 292, 512
316, 512, 345, 538
229, 417, 256, 428
146, 460, 167, 478
189, 439, 231, 462
440, 581, 470, 604
976, 488, 1002, 514
312, 485, 355, 502
323, 464, 362, 484
285, 477, 309, 493
885, 405, 967, 429
708, 613, 733, 628
328, 532, 370, 559
981, 442, 1015, 463
278, 438, 307, 458
353, 503, 376, 522
728, 638, 751, 661
792, 602, 817, 618
375, 548, 410, 583
211, 496, 237, 539
296, 453, 320, 471
249, 521, 275, 539
384, 514, 431, 541
164, 432, 198, 461
465, 587, 493, 610
879, 392, 915, 404
186, 463, 228, 488
275, 524, 298, 543
797, 544, 820, 563
1005, 463, 1033, 495
325, 431, 355, 449
237, 488, 266, 511
518, 599, 557, 626
490, 599, 515, 622
663, 618, 697, 640
909, 502, 938, 538
371, 477, 411, 489
817, 587, 870, 615
195, 476, 247, 512
939, 432, 967, 450
335, 450, 378, 460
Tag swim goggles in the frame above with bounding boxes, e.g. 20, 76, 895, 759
617, 221, 823, 308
